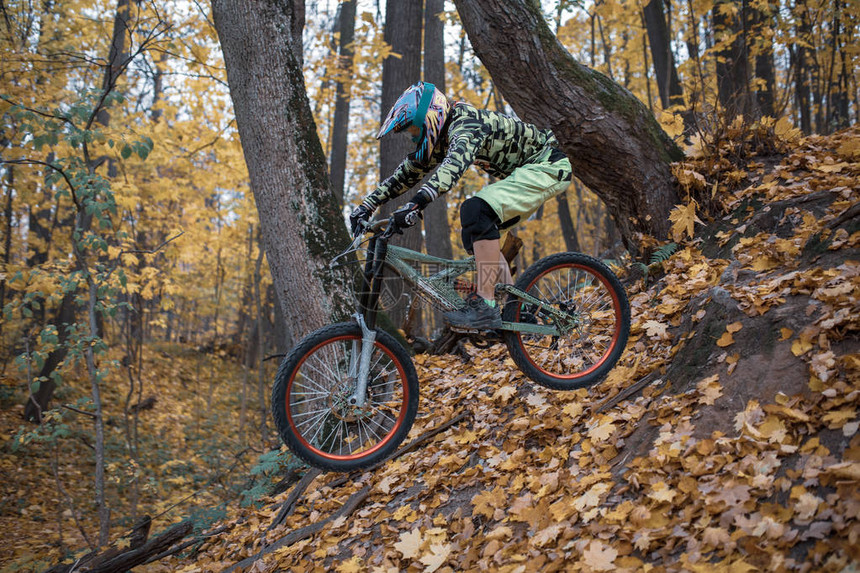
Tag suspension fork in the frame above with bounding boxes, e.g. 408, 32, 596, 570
347, 313, 377, 408
348, 235, 388, 408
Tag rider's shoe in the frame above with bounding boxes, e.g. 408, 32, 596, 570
444, 292, 502, 330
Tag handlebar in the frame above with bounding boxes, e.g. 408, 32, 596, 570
330, 217, 397, 268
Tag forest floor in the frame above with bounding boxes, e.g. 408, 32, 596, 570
1, 126, 858, 572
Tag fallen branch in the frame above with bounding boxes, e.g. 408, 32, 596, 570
142, 523, 232, 566
44, 521, 194, 573
223, 485, 371, 573
266, 468, 321, 532
828, 201, 860, 230
594, 372, 661, 414
384, 410, 470, 465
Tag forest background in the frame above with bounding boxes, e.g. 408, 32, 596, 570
0, 0, 857, 570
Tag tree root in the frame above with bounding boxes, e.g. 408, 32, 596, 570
266, 467, 322, 532
223, 485, 371, 573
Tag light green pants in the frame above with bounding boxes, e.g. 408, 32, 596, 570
476, 146, 573, 228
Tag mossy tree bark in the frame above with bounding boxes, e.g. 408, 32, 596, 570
212, 0, 353, 342
454, 0, 685, 253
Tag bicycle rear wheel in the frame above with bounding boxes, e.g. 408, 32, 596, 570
272, 322, 419, 472
502, 253, 630, 390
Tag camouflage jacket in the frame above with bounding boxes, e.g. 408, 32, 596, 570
363, 102, 558, 208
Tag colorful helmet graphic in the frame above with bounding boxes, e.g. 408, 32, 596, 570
377, 82, 451, 163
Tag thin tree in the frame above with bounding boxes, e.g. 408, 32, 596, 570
329, 0, 356, 205
642, 0, 685, 109
713, 0, 754, 120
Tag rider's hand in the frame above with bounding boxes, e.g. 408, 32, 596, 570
391, 201, 423, 233
349, 203, 374, 237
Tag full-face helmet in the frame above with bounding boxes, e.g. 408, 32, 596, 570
377, 82, 451, 163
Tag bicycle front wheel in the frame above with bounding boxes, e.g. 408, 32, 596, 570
272, 322, 419, 472
502, 253, 630, 390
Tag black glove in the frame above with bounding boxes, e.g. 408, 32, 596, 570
391, 201, 423, 233
349, 203, 374, 237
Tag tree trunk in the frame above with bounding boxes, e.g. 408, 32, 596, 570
379, 0, 422, 224
378, 0, 423, 329
212, 0, 353, 342
0, 167, 14, 343
556, 192, 581, 253
329, 0, 356, 205
751, 0, 776, 117
454, 0, 684, 254
793, 0, 813, 134
713, 0, 753, 120
642, 0, 684, 109
422, 0, 453, 262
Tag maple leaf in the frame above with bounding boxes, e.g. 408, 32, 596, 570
643, 319, 669, 338
471, 487, 506, 519
574, 483, 610, 511
647, 481, 677, 503
531, 523, 563, 547
632, 529, 652, 551
712, 483, 751, 506
419, 543, 451, 572
525, 392, 547, 409
697, 375, 723, 405
669, 200, 704, 242
588, 420, 616, 443
492, 385, 517, 403
563, 402, 584, 419
794, 492, 821, 520
581, 539, 618, 571
394, 528, 422, 559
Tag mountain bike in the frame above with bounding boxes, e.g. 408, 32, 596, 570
271, 218, 631, 472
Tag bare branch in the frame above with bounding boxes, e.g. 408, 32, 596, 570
61, 404, 98, 418
0, 159, 80, 208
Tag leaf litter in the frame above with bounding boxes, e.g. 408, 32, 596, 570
34, 128, 860, 572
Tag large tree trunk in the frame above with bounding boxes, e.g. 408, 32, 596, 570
422, 0, 453, 262
642, 0, 684, 109
454, 0, 684, 253
329, 0, 356, 205
212, 0, 353, 342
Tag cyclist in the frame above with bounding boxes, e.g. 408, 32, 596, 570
350, 81, 572, 330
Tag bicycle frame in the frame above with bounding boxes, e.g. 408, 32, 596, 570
354, 224, 578, 337
342, 221, 580, 407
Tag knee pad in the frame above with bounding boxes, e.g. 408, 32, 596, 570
460, 197, 501, 253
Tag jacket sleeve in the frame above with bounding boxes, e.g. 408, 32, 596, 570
363, 157, 432, 209
416, 122, 487, 201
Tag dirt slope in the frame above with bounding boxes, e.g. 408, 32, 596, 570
150, 128, 859, 573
